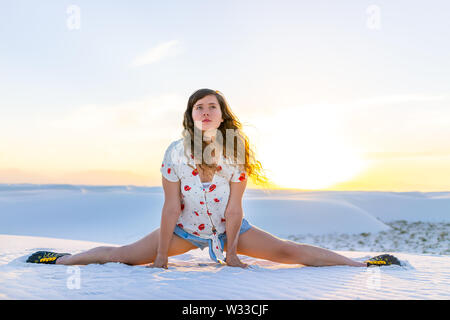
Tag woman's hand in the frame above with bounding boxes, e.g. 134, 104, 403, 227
225, 253, 248, 268
147, 253, 168, 269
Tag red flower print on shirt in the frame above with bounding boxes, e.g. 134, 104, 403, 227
216, 165, 222, 172
167, 168, 171, 174
214, 198, 220, 203
192, 168, 199, 176
161, 164, 164, 167
184, 185, 191, 191
181, 203, 185, 211
194, 211, 199, 216
193, 231, 200, 236
221, 218, 226, 222
177, 223, 183, 228
198, 224, 205, 231
208, 184, 216, 192
200, 201, 205, 205
207, 210, 212, 216
238, 173, 246, 181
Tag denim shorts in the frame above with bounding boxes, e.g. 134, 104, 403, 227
173, 218, 252, 261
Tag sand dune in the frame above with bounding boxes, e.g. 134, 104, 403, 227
1, 185, 449, 299
1, 234, 449, 299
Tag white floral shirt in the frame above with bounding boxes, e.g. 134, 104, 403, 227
160, 138, 247, 238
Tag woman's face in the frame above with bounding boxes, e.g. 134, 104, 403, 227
191, 94, 224, 133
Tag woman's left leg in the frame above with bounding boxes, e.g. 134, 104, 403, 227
225, 226, 365, 267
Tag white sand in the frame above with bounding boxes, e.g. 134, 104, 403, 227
0, 234, 449, 300
1, 185, 449, 299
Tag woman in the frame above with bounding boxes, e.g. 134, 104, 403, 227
26, 89, 400, 268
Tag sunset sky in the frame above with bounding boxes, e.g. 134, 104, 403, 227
1, 0, 449, 191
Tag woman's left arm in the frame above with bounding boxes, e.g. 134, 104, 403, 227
224, 178, 248, 268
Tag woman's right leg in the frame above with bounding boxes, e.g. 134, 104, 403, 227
55, 228, 197, 266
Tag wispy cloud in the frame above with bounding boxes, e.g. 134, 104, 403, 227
354, 94, 447, 106
0, 93, 187, 177
48, 93, 185, 133
364, 151, 450, 160
130, 40, 181, 67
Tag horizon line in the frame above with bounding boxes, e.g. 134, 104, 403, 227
0, 182, 448, 193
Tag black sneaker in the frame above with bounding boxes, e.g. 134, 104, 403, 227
26, 251, 71, 264
365, 254, 401, 267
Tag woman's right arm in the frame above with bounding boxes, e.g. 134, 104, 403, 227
150, 176, 182, 268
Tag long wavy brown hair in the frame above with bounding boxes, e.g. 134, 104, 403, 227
181, 88, 270, 187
